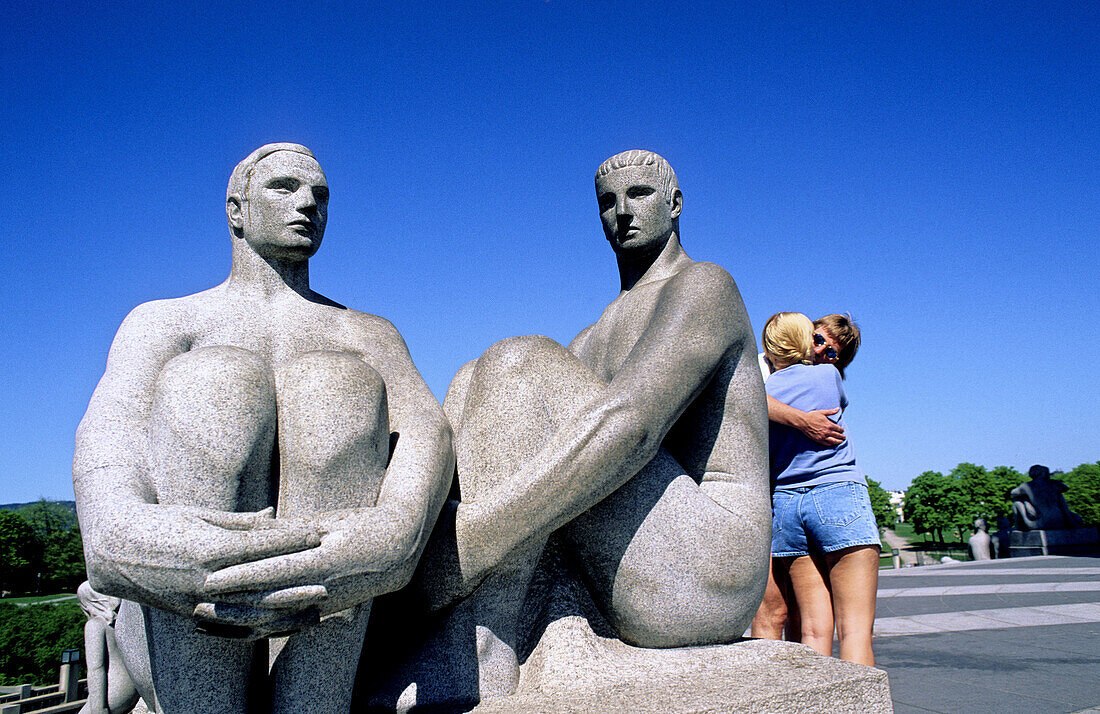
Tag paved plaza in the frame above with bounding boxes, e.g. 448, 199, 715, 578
875, 555, 1100, 713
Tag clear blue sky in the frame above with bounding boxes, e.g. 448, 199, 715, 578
2, 1, 1097, 501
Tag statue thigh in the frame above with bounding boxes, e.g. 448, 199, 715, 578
564, 450, 770, 649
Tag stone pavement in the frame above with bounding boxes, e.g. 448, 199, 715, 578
875, 555, 1100, 713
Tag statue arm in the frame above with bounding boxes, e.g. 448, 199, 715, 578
455, 262, 747, 584
766, 395, 845, 446
203, 318, 454, 615
74, 303, 321, 618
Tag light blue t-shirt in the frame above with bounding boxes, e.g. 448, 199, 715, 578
765, 363, 865, 489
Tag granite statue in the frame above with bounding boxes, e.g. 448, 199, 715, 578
78, 581, 141, 714
1011, 465, 1084, 531
968, 519, 992, 560
367, 150, 771, 709
73, 144, 453, 714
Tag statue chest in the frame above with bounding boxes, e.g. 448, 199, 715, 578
187, 306, 355, 370
574, 289, 663, 381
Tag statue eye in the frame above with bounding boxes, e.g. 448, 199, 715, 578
267, 178, 298, 193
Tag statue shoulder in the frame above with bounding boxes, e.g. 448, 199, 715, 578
666, 261, 747, 319
118, 294, 199, 338
344, 309, 410, 352
669, 261, 739, 299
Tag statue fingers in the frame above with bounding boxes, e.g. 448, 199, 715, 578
212, 585, 329, 610
192, 601, 319, 639
202, 527, 322, 571
202, 548, 324, 596
192, 507, 278, 530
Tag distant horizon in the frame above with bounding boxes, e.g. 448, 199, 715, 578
3, 2, 1097, 501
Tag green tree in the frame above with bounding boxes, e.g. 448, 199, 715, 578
988, 466, 1028, 522
17, 500, 77, 541
0, 602, 85, 686
866, 477, 896, 530
904, 471, 966, 542
950, 463, 1025, 539
14, 501, 86, 594
1060, 461, 1100, 526
0, 511, 37, 593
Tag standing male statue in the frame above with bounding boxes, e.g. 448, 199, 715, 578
395, 149, 770, 705
73, 144, 453, 714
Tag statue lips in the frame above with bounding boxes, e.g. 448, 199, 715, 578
287, 219, 316, 237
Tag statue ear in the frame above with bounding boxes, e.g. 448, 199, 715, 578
227, 196, 244, 231
669, 189, 683, 220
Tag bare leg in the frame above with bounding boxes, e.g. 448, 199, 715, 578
825, 545, 879, 666
448, 336, 605, 698
751, 559, 787, 639
783, 554, 833, 657
443, 335, 768, 650
146, 347, 276, 714
269, 351, 391, 714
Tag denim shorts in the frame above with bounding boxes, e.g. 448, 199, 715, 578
771, 481, 881, 558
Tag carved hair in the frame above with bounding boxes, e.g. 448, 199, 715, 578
595, 150, 681, 206
226, 143, 317, 203
813, 313, 860, 379
762, 312, 813, 370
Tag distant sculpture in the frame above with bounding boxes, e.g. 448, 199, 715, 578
992, 516, 1013, 558
78, 581, 141, 714
377, 150, 770, 707
1011, 465, 1085, 531
968, 519, 992, 560
73, 144, 453, 714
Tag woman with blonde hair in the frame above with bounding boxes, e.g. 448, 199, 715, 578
758, 312, 879, 666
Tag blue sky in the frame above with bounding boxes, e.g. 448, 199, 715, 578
2, 1, 1097, 501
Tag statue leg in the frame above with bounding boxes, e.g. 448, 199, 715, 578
269, 351, 390, 714
146, 346, 278, 714
449, 336, 768, 650
447, 336, 606, 698
562, 450, 770, 647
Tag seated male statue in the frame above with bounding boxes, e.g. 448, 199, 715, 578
1011, 465, 1085, 531
398, 150, 770, 703
73, 143, 453, 714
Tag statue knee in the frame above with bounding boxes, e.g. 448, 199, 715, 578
156, 346, 275, 406
279, 350, 386, 408
478, 335, 564, 378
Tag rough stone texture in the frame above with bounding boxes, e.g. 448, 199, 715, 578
361, 151, 773, 709
474, 624, 892, 714
72, 144, 453, 714
364, 542, 890, 712
1009, 527, 1100, 556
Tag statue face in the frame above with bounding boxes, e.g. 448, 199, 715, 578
237, 151, 329, 261
595, 165, 680, 256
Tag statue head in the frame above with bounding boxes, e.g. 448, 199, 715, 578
1029, 464, 1051, 481
594, 150, 683, 255
78, 580, 121, 625
973, 518, 988, 532
226, 143, 328, 261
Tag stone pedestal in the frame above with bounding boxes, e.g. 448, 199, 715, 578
1009, 528, 1100, 557
471, 617, 892, 713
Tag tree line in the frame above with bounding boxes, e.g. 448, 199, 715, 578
0, 501, 85, 596
903, 461, 1099, 542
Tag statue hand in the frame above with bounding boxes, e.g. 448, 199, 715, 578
85, 505, 323, 618
202, 508, 417, 615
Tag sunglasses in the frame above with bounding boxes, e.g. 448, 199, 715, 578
813, 333, 838, 361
